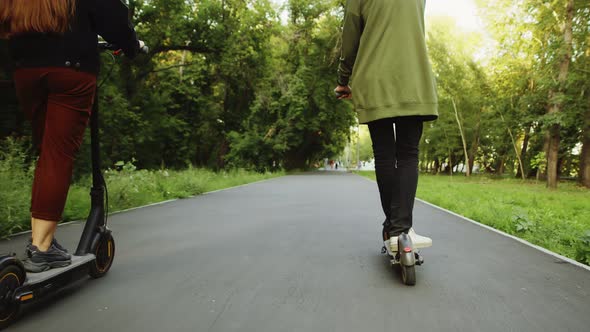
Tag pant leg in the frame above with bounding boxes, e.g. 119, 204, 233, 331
13, 68, 48, 149
14, 68, 96, 221
389, 117, 423, 235
368, 118, 396, 225
13, 69, 50, 220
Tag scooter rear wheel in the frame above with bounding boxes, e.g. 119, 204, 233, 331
0, 265, 24, 328
89, 233, 115, 278
401, 264, 416, 286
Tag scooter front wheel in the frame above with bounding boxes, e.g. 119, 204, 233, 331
89, 233, 115, 278
401, 264, 416, 286
0, 265, 24, 328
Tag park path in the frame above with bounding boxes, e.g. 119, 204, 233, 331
2, 172, 589, 332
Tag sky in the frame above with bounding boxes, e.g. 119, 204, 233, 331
425, 0, 485, 33
271, 0, 487, 33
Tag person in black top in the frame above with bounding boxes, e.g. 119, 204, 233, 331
1, 0, 142, 272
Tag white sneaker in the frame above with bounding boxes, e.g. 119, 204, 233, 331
384, 238, 397, 256
385, 228, 432, 253
408, 228, 433, 249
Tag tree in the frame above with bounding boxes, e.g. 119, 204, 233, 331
225, 0, 356, 171
425, 18, 489, 176
545, 0, 575, 188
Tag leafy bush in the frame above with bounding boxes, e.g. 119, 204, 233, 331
0, 150, 282, 237
0, 137, 34, 236
575, 231, 590, 265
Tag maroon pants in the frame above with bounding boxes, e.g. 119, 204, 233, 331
13, 67, 97, 221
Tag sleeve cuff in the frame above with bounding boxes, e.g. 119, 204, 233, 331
337, 76, 349, 86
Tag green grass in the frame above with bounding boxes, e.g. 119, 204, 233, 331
63, 167, 283, 222
1, 158, 282, 237
356, 171, 590, 265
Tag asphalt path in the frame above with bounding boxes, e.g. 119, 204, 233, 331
2, 173, 589, 332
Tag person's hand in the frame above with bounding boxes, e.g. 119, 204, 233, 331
334, 85, 352, 100
138, 40, 149, 54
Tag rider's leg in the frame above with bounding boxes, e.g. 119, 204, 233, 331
31, 218, 58, 251
367, 118, 396, 238
388, 117, 423, 236
15, 68, 96, 271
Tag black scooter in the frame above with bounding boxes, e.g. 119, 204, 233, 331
0, 42, 146, 328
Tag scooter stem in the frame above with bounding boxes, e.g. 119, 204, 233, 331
75, 88, 105, 255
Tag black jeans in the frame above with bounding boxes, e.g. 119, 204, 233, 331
368, 117, 423, 236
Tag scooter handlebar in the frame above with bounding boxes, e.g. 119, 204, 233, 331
138, 40, 149, 54
335, 91, 349, 98
97, 40, 149, 55
97, 42, 119, 52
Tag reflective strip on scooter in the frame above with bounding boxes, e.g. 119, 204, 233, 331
18, 292, 34, 302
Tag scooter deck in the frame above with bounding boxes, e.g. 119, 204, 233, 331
25, 254, 95, 285
382, 241, 427, 266
383, 239, 432, 254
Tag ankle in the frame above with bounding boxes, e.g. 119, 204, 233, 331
32, 239, 51, 252
31, 217, 58, 252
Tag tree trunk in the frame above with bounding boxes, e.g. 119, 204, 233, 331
468, 109, 481, 174
120, 1, 138, 99
451, 97, 470, 176
500, 112, 525, 179
546, 122, 561, 188
580, 100, 590, 188
546, 0, 574, 189
516, 125, 531, 179
216, 139, 229, 170
497, 157, 505, 175
448, 153, 453, 176
539, 131, 549, 180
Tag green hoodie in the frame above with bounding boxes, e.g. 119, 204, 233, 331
338, 0, 438, 124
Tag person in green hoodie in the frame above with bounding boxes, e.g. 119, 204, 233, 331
335, 0, 438, 245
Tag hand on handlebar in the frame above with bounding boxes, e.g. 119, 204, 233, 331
97, 40, 148, 55
334, 85, 352, 100
138, 40, 149, 54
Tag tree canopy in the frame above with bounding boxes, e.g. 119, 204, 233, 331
0, 0, 588, 188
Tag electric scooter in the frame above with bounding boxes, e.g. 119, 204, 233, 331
332, 90, 432, 285
0, 42, 147, 329
382, 229, 432, 285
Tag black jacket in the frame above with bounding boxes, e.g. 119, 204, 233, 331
8, 0, 139, 73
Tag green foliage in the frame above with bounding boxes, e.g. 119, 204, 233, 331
421, 0, 590, 182
531, 152, 547, 173
226, 0, 356, 170
512, 209, 535, 233
575, 230, 590, 265
0, 137, 34, 236
65, 0, 355, 172
1, 0, 587, 178
0, 139, 282, 237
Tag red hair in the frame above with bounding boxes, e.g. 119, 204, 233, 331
0, 0, 75, 38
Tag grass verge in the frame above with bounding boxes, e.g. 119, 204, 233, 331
356, 171, 590, 265
1, 156, 282, 237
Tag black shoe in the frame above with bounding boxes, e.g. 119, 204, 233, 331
51, 238, 69, 254
23, 244, 72, 273
26, 238, 70, 258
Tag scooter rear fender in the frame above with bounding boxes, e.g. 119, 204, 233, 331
397, 233, 416, 266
